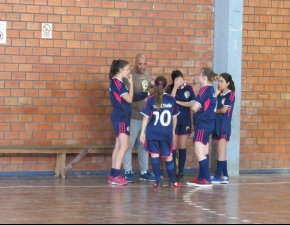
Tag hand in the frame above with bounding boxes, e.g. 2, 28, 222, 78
127, 73, 133, 84
150, 76, 156, 87
174, 77, 184, 88
148, 87, 156, 95
215, 87, 221, 97
140, 133, 146, 144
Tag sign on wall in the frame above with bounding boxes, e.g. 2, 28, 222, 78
42, 23, 52, 38
0, 21, 7, 44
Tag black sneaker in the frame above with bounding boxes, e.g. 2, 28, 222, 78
177, 173, 185, 182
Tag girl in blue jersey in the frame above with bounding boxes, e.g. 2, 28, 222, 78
187, 68, 218, 187
108, 59, 133, 186
211, 73, 235, 184
166, 70, 196, 182
140, 76, 182, 188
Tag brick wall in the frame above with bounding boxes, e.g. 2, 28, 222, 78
0, 0, 214, 173
241, 0, 290, 170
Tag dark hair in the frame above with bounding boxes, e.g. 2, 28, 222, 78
201, 67, 219, 82
170, 70, 183, 89
219, 73, 235, 92
109, 59, 129, 80
154, 76, 167, 110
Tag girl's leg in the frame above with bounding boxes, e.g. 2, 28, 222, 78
165, 154, 176, 184
151, 153, 162, 185
172, 136, 178, 176
195, 142, 211, 182
110, 137, 120, 178
114, 133, 130, 172
213, 138, 227, 179
177, 135, 188, 175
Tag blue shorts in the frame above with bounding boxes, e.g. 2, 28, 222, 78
112, 121, 130, 137
175, 125, 192, 136
212, 133, 230, 142
144, 140, 173, 158
193, 127, 212, 145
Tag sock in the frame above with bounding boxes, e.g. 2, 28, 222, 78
198, 154, 209, 180
223, 160, 229, 177
165, 160, 176, 183
200, 159, 210, 182
112, 169, 120, 178
110, 168, 114, 177
214, 161, 226, 179
178, 148, 186, 174
172, 150, 177, 175
151, 158, 162, 183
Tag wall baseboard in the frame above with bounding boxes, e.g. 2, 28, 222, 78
0, 168, 289, 177
240, 169, 290, 175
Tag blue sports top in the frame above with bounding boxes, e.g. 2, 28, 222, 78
109, 77, 132, 122
193, 85, 216, 128
141, 93, 180, 141
165, 83, 195, 126
213, 90, 235, 136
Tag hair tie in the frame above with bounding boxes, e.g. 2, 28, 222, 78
158, 81, 162, 84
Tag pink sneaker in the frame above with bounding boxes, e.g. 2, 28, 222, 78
111, 175, 128, 186
194, 179, 212, 187
186, 177, 200, 186
108, 176, 114, 184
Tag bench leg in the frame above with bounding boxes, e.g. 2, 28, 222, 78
64, 148, 91, 176
55, 153, 66, 179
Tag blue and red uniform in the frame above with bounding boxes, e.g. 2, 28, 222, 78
193, 85, 216, 145
141, 94, 180, 157
109, 77, 131, 136
212, 90, 235, 141
166, 83, 195, 136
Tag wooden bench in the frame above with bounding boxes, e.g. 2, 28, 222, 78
0, 145, 138, 179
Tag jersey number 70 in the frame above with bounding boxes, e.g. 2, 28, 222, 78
153, 110, 171, 126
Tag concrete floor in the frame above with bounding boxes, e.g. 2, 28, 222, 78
0, 174, 289, 224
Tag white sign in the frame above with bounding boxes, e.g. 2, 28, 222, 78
0, 21, 7, 44
42, 23, 52, 38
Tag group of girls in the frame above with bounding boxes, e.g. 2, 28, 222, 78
108, 59, 235, 187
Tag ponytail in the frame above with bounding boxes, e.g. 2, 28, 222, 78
154, 76, 167, 110
219, 73, 235, 92
109, 59, 129, 80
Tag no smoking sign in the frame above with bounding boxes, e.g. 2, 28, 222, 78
42, 23, 52, 38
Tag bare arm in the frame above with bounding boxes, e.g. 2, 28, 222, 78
172, 116, 177, 140
121, 74, 134, 103
191, 102, 202, 113
140, 116, 149, 144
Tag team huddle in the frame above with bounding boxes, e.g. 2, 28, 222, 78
108, 54, 235, 188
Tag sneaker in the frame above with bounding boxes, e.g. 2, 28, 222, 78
210, 176, 222, 184
108, 176, 114, 184
187, 177, 200, 186
194, 179, 212, 187
124, 171, 136, 183
221, 176, 229, 184
177, 173, 185, 182
111, 175, 128, 186
169, 182, 182, 188
153, 182, 162, 189
140, 170, 156, 181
